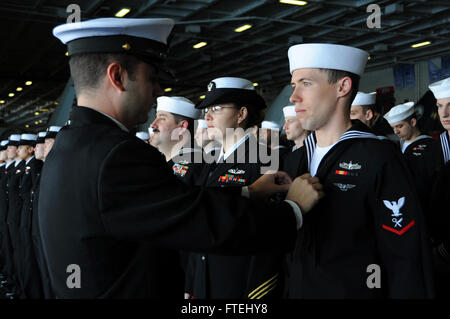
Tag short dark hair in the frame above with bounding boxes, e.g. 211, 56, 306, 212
318, 68, 360, 107
233, 104, 265, 129
69, 53, 140, 97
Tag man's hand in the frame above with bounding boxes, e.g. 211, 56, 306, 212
286, 173, 324, 214
248, 171, 292, 200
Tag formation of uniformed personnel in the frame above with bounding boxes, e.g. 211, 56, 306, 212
150, 96, 205, 185
39, 17, 321, 299
0, 128, 62, 299
185, 77, 286, 299
384, 102, 442, 215
284, 42, 434, 298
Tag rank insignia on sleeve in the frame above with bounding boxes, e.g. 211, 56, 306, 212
339, 161, 361, 170
218, 174, 246, 184
333, 183, 356, 191
382, 197, 415, 234
228, 168, 245, 175
172, 163, 189, 177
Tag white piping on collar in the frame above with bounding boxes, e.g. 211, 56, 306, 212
218, 134, 250, 162
441, 131, 450, 164
304, 130, 378, 172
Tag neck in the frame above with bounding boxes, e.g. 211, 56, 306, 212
316, 115, 352, 147
223, 129, 245, 153
78, 93, 131, 130
25, 155, 33, 162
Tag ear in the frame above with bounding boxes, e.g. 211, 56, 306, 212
178, 119, 189, 130
365, 109, 374, 121
410, 117, 417, 127
237, 106, 249, 125
106, 62, 126, 92
337, 76, 352, 98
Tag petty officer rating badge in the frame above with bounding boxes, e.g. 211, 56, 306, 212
381, 197, 415, 235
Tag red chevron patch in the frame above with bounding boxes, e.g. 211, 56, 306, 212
382, 220, 415, 235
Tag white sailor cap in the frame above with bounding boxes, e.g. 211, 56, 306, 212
352, 92, 376, 106
46, 126, 62, 138
429, 76, 450, 100
288, 43, 369, 76
261, 121, 281, 131
8, 134, 21, 146
196, 119, 208, 129
0, 140, 9, 151
136, 131, 150, 141
157, 96, 200, 119
384, 102, 415, 124
36, 131, 47, 144
53, 18, 174, 66
20, 133, 38, 146
197, 77, 267, 110
283, 106, 297, 118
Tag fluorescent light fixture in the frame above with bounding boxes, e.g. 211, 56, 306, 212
25, 81, 32, 85
199, 95, 206, 99
65, 52, 69, 56
164, 88, 172, 92
35, 112, 40, 115
193, 42, 207, 49
279, 0, 308, 6
0, 100, 5, 104
115, 8, 130, 18
235, 24, 252, 33
25, 125, 29, 128
8, 93, 14, 97
16, 87, 23, 91
368, 56, 371, 60
39, 120, 43, 123
411, 41, 431, 48
253, 82, 259, 87
34, 121, 39, 125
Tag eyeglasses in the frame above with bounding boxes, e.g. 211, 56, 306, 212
202, 105, 235, 116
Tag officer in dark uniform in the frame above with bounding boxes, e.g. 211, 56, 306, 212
150, 96, 204, 186
0, 140, 9, 279
41, 17, 322, 299
0, 138, 19, 294
185, 77, 286, 299
384, 102, 442, 215
427, 76, 450, 298
31, 130, 56, 299
285, 43, 434, 298
15, 134, 44, 298
5, 133, 26, 295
